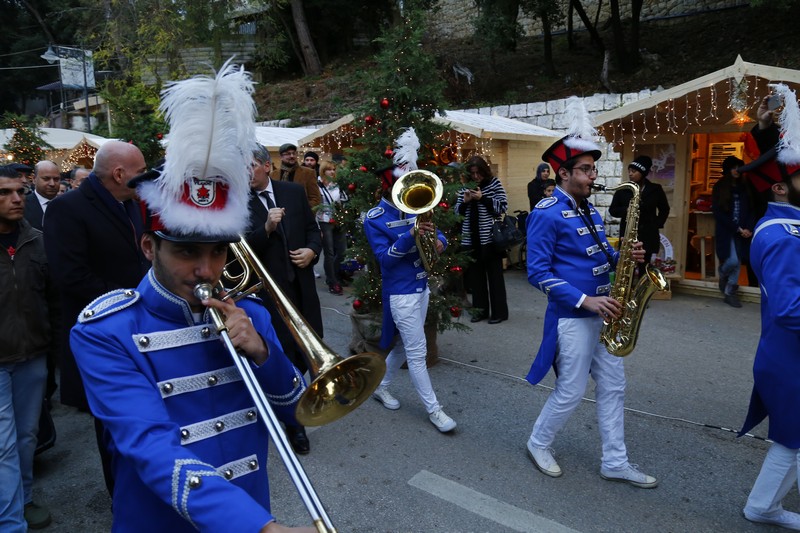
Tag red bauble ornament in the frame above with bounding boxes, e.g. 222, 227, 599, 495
438, 201, 449, 211
156, 132, 163, 140
380, 98, 390, 109
358, 165, 368, 172
365, 115, 376, 126
353, 299, 364, 311
450, 306, 462, 318
384, 148, 394, 158
449, 265, 463, 274
348, 183, 356, 192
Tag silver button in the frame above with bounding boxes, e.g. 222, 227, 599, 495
246, 410, 256, 421
138, 336, 150, 348
83, 309, 95, 318
292, 376, 300, 388
161, 383, 174, 394
188, 476, 202, 488
124, 290, 135, 297
248, 459, 258, 470
214, 421, 224, 432
223, 469, 233, 480
201, 327, 211, 338
180, 429, 190, 440
207, 375, 218, 386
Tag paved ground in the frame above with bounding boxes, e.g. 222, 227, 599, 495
32, 270, 794, 532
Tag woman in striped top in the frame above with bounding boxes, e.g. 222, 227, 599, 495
455, 155, 509, 324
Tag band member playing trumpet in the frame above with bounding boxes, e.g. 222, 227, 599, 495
364, 133, 457, 433
70, 62, 315, 532
525, 97, 656, 487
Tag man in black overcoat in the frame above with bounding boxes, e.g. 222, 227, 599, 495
246, 145, 322, 454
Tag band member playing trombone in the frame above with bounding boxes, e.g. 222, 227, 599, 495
70, 63, 315, 532
525, 98, 655, 487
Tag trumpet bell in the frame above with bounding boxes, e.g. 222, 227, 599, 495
391, 169, 444, 213
296, 353, 386, 426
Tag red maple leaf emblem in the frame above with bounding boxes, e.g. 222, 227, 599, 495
196, 184, 210, 200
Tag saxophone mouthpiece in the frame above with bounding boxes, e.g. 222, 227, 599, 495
591, 184, 607, 192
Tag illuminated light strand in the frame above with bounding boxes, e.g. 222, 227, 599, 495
683, 94, 691, 134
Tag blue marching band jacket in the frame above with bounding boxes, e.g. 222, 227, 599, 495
363, 198, 447, 349
70, 270, 306, 532
739, 202, 800, 448
525, 186, 619, 385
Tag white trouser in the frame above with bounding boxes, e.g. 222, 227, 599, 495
380, 288, 440, 414
745, 442, 800, 516
530, 316, 629, 469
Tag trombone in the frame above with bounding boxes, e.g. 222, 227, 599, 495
195, 236, 387, 533
391, 170, 444, 271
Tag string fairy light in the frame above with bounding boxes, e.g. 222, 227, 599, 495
682, 94, 691, 134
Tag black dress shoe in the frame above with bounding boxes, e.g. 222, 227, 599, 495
488, 317, 506, 324
470, 315, 487, 323
285, 425, 310, 455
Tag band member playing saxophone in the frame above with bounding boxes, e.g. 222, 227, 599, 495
524, 97, 656, 488
70, 62, 315, 532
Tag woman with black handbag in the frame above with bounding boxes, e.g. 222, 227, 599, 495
455, 155, 509, 324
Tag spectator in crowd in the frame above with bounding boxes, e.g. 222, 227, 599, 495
543, 178, 556, 198
70, 167, 90, 188
9, 163, 33, 190
272, 143, 321, 208
316, 160, 347, 295
303, 151, 320, 175
247, 144, 323, 455
712, 155, 756, 308
58, 180, 69, 195
44, 140, 151, 496
528, 163, 551, 210
0, 164, 59, 530
24, 160, 60, 231
608, 155, 670, 278
455, 155, 509, 324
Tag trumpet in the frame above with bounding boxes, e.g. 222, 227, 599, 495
391, 170, 444, 271
195, 235, 387, 533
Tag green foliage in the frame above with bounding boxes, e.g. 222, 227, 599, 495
1, 114, 52, 166
473, 0, 524, 53
333, 9, 470, 333
98, 85, 166, 166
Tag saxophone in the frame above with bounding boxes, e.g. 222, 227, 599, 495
593, 182, 670, 357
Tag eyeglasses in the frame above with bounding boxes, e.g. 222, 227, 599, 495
572, 165, 598, 176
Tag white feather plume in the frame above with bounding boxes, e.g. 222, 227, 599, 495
393, 127, 420, 172
144, 58, 258, 237
563, 96, 601, 152
774, 83, 800, 166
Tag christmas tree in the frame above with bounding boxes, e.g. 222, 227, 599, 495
2, 114, 51, 166
334, 6, 471, 333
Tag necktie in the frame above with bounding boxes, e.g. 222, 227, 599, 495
260, 191, 295, 282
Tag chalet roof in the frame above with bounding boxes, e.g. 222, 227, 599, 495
0, 128, 113, 151
595, 56, 800, 145
254, 125, 319, 152
296, 111, 559, 147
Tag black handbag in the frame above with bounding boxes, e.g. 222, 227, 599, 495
491, 214, 524, 252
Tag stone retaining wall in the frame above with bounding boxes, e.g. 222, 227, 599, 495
429, 0, 748, 41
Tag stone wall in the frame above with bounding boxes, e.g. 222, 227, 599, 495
428, 0, 748, 41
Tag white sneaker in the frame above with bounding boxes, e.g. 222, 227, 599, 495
526, 441, 562, 478
744, 508, 800, 530
600, 463, 658, 489
314, 269, 321, 279
428, 409, 456, 433
372, 387, 400, 410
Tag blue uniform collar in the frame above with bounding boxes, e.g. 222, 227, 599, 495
379, 197, 404, 218
139, 269, 210, 326
554, 185, 580, 210
766, 201, 800, 218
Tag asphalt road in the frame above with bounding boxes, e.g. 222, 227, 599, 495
33, 270, 792, 532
